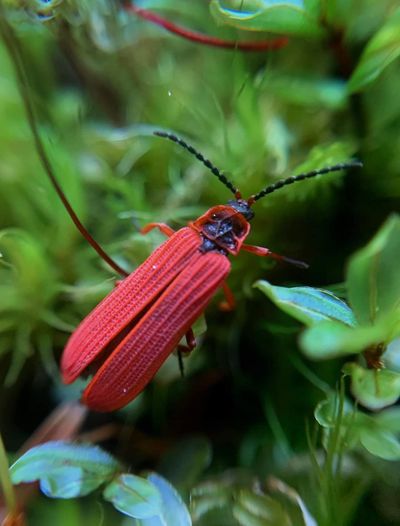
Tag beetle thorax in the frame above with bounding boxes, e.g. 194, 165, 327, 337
189, 204, 251, 255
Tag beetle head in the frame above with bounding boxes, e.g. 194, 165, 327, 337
227, 199, 254, 221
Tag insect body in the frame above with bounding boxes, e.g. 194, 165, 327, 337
60, 132, 362, 412
62, 201, 252, 412
62, 226, 229, 411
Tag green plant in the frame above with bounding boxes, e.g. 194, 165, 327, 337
1, 1, 400, 525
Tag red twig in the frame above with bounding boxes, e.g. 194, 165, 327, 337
124, 2, 289, 52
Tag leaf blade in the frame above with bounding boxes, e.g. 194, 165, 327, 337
255, 280, 356, 327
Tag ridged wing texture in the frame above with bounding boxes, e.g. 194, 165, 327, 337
83, 251, 231, 412
61, 228, 202, 382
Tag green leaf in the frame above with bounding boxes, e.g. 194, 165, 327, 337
304, 0, 321, 19
257, 74, 348, 110
347, 214, 400, 329
360, 406, 400, 460
142, 473, 192, 526
383, 338, 400, 372
300, 320, 390, 359
343, 363, 400, 410
359, 427, 400, 461
190, 480, 232, 522
315, 393, 400, 460
314, 392, 355, 428
233, 488, 291, 526
348, 8, 400, 92
267, 477, 317, 526
210, 0, 325, 38
255, 280, 357, 326
374, 406, 400, 433
314, 391, 363, 450
10, 441, 121, 498
103, 474, 163, 519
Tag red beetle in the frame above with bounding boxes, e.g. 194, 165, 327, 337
58, 132, 361, 411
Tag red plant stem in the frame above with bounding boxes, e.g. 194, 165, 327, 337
124, 2, 289, 51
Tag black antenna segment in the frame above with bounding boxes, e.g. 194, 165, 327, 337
0, 13, 129, 277
249, 160, 363, 203
154, 131, 238, 196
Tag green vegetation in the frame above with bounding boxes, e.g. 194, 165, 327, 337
1, 1, 400, 524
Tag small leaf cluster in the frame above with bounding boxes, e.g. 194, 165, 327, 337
191, 472, 316, 526
212, 0, 400, 92
316, 391, 400, 461
257, 214, 400, 411
10, 441, 191, 525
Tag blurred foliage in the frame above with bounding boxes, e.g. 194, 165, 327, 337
8, 441, 191, 524
260, 215, 400, 411
1, 0, 400, 525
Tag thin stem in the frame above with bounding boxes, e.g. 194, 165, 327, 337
321, 382, 345, 525
0, 433, 17, 516
0, 12, 129, 277
125, 2, 289, 51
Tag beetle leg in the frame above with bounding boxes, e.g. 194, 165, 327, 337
177, 328, 197, 377
177, 328, 196, 354
242, 244, 309, 269
219, 281, 236, 311
140, 222, 175, 238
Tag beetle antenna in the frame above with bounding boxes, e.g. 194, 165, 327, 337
0, 14, 129, 277
154, 131, 239, 197
248, 160, 363, 203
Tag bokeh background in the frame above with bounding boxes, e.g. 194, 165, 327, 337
1, 1, 400, 524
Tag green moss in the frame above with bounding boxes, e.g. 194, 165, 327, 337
1, 2, 400, 524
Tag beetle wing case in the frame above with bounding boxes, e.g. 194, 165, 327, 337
84, 249, 230, 411
61, 227, 230, 411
